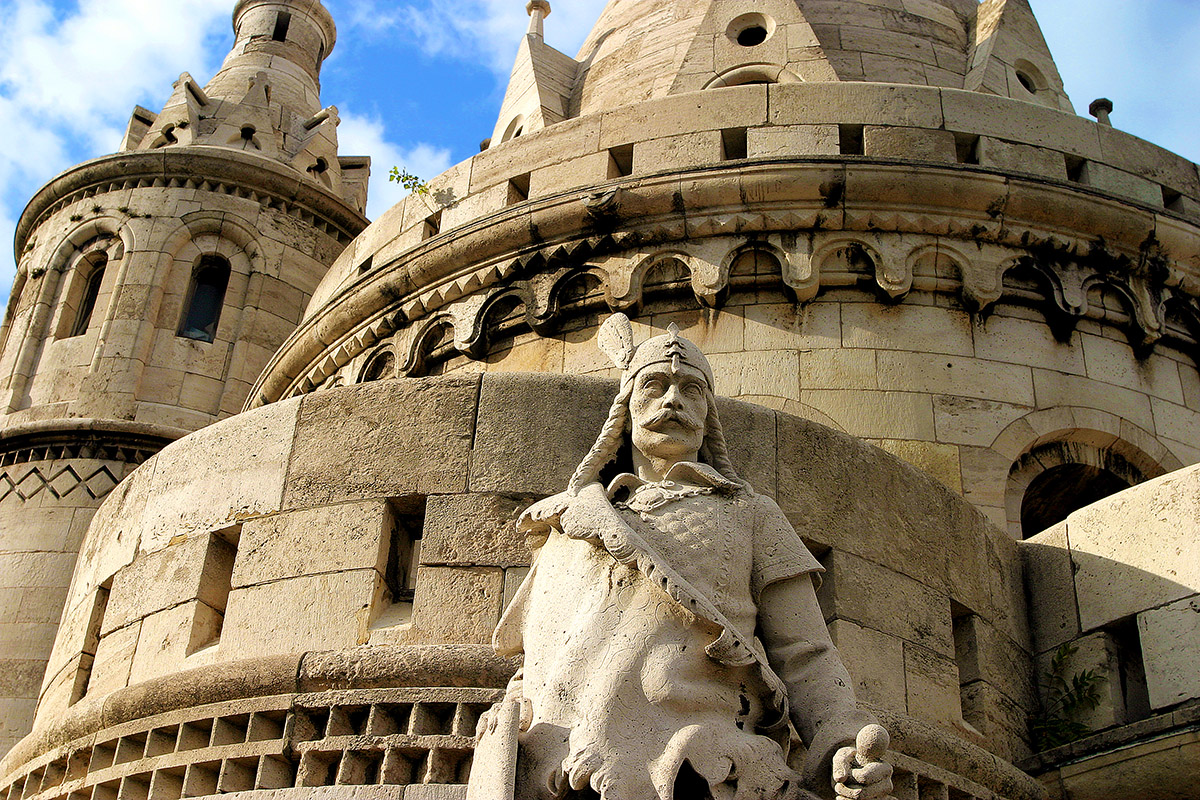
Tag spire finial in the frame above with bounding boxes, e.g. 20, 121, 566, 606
526, 0, 551, 38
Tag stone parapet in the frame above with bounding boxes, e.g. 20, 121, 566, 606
8, 375, 1039, 788
14, 148, 367, 264
0, 647, 1045, 800
258, 83, 1200, 409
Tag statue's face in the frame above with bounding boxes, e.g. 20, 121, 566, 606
629, 362, 708, 464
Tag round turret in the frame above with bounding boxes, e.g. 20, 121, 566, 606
205, 0, 338, 115
0, 0, 366, 757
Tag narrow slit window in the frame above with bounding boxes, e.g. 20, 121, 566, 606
608, 144, 634, 178
374, 497, 427, 630
839, 125, 864, 156
189, 528, 239, 654
422, 210, 442, 240
507, 173, 531, 205
70, 580, 112, 705
721, 128, 748, 161
71, 255, 107, 337
178, 255, 231, 343
951, 601, 984, 731
272, 11, 291, 42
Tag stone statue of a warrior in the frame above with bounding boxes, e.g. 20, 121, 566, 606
469, 314, 893, 800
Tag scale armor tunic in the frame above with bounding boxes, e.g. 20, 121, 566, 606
494, 462, 866, 800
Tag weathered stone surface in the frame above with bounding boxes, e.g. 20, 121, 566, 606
1138, 595, 1200, 711
829, 619, 907, 712
469, 373, 611, 495
1067, 466, 1200, 632
1022, 523, 1080, 655
285, 377, 480, 506
420, 494, 533, 568
233, 501, 391, 588
904, 642, 963, 729
221, 570, 383, 656
408, 566, 504, 646
103, 534, 214, 634
822, 549, 953, 655
138, 399, 301, 552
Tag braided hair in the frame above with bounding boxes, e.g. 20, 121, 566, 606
698, 386, 746, 487
568, 380, 635, 494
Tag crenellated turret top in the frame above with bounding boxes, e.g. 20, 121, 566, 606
490, 0, 1074, 146
115, 0, 368, 214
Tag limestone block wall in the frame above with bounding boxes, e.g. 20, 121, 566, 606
0, 429, 160, 757
255, 85, 1200, 546
1, 152, 358, 433
0, 145, 367, 758
2, 375, 1043, 800
1020, 465, 1200, 799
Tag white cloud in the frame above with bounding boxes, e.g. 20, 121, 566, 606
0, 0, 229, 122
0, 0, 231, 290
336, 111, 453, 220
334, 0, 607, 75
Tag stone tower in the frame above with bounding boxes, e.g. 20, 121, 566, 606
0, 0, 368, 756
0, 1, 1197, 799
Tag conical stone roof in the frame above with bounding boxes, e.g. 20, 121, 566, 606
569, 0, 1071, 117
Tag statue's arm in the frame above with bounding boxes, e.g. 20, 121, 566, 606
757, 575, 873, 788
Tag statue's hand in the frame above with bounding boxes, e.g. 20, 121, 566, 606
522, 491, 574, 529
832, 725, 893, 799
475, 697, 534, 739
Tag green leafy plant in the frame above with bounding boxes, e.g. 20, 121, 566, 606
388, 167, 429, 196
1031, 642, 1105, 750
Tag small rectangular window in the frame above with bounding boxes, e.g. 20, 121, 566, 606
608, 144, 634, 178
70, 579, 112, 705
188, 528, 239, 654
272, 11, 291, 42
372, 497, 426, 631
1108, 617, 1151, 723
1162, 187, 1184, 212
422, 210, 442, 240
1065, 155, 1088, 184
721, 128, 748, 161
951, 601, 983, 730
954, 134, 980, 165
507, 173, 531, 206
839, 125, 864, 156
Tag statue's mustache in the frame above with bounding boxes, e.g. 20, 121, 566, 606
641, 407, 702, 432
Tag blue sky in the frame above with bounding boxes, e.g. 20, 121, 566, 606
0, 0, 1197, 305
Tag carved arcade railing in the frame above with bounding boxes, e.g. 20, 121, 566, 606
2, 689, 497, 800
1, 689, 1036, 800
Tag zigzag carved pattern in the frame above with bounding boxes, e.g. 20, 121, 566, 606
0, 463, 120, 503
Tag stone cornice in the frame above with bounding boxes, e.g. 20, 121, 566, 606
14, 146, 370, 263
249, 158, 1200, 406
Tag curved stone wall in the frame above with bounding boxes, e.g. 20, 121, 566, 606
4, 374, 1044, 799
250, 83, 1200, 540
1021, 464, 1200, 799
0, 145, 368, 755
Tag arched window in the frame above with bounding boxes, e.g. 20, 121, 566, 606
1020, 463, 1131, 538
178, 255, 231, 343
360, 348, 396, 382
70, 254, 107, 337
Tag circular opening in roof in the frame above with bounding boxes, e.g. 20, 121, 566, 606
738, 26, 768, 46
1013, 60, 1047, 96
727, 13, 776, 47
